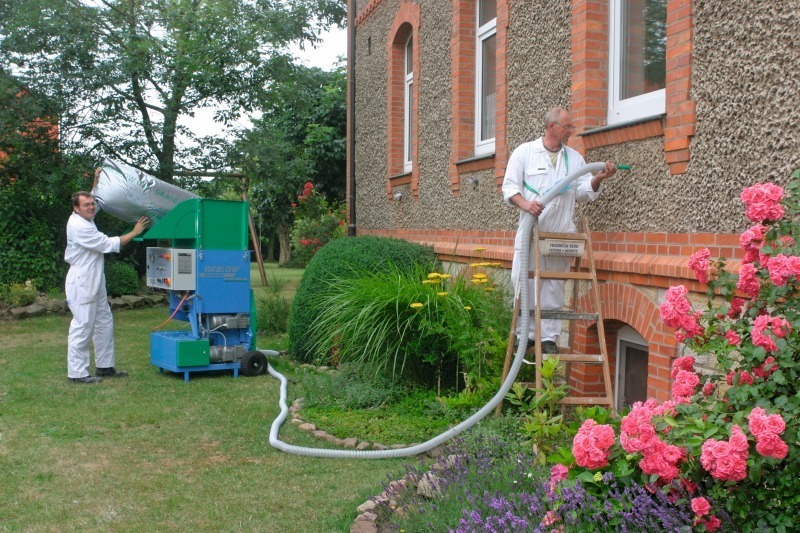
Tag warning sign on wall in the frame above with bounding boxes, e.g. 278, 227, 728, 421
539, 239, 584, 257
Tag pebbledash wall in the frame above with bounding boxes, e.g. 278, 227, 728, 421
348, 0, 800, 403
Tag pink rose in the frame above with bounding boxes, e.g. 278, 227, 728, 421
702, 381, 716, 396
691, 497, 711, 517
549, 464, 569, 487
688, 248, 712, 284
737, 263, 761, 297
724, 330, 740, 346
755, 433, 789, 459
572, 419, 616, 469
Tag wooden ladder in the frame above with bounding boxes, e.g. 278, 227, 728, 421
496, 217, 614, 413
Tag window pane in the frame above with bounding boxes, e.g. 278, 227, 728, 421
479, 0, 496, 27
405, 38, 413, 75
405, 80, 412, 164
480, 34, 496, 141
621, 0, 666, 99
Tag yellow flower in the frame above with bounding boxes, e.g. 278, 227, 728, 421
470, 263, 481, 268
490, 262, 502, 267
427, 272, 442, 279
410, 302, 423, 309
474, 247, 487, 253
440, 274, 452, 279
437, 291, 448, 296
464, 306, 472, 310
422, 279, 438, 284
484, 287, 495, 291
473, 273, 488, 279
593, 472, 603, 482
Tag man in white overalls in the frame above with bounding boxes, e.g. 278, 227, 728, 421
502, 107, 616, 353
65, 174, 150, 383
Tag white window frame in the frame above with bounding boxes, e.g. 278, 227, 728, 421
614, 325, 648, 411
607, 0, 666, 125
474, 4, 496, 156
403, 35, 413, 173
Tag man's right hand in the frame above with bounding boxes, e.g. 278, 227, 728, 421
522, 199, 545, 217
133, 216, 150, 236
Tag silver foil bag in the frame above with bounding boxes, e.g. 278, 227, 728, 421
92, 159, 198, 224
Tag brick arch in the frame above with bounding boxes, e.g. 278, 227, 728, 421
386, 3, 420, 201
575, 281, 677, 401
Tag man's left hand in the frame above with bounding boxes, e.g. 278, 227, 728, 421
591, 161, 617, 191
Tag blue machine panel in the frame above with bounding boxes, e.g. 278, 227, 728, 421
195, 250, 251, 314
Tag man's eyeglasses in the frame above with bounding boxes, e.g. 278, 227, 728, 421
554, 122, 576, 131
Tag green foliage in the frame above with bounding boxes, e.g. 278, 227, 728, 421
299, 363, 406, 411
0, 0, 346, 182
552, 174, 800, 530
1, 281, 37, 307
0, 73, 86, 291
238, 65, 347, 264
288, 236, 439, 363
304, 262, 510, 390
256, 272, 292, 335
287, 181, 346, 267
105, 260, 140, 297
504, 358, 571, 462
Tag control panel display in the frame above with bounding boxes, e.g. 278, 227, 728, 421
146, 247, 197, 290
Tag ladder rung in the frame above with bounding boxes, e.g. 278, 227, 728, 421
532, 271, 594, 280
559, 397, 613, 405
537, 311, 599, 320
538, 231, 588, 241
554, 353, 606, 363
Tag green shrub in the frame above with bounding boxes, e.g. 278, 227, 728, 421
1, 281, 37, 307
105, 260, 139, 297
305, 262, 511, 390
288, 236, 439, 362
256, 273, 292, 335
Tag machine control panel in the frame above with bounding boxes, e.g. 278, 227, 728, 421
146, 247, 197, 290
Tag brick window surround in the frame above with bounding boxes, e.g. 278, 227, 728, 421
449, 0, 509, 196
387, 3, 421, 202
571, 0, 695, 175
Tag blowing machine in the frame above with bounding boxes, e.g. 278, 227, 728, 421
139, 198, 267, 381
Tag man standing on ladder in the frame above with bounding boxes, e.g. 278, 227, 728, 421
502, 107, 616, 353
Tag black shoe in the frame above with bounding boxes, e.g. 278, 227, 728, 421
541, 341, 559, 355
69, 376, 102, 384
96, 367, 128, 378
513, 336, 534, 348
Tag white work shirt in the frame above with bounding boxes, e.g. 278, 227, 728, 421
65, 212, 121, 304
502, 137, 599, 251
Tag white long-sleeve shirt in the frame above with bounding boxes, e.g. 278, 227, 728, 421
502, 137, 600, 251
64, 213, 121, 304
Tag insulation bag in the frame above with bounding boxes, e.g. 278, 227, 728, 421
92, 158, 198, 225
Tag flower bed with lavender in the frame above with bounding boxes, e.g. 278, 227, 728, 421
359, 172, 800, 532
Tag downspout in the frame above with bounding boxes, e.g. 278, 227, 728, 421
346, 0, 357, 237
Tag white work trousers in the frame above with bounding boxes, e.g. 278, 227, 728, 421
67, 291, 115, 378
511, 247, 572, 342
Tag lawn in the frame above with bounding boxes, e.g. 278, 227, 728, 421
0, 262, 405, 532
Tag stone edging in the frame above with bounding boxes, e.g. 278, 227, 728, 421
287, 396, 456, 533
2, 293, 169, 320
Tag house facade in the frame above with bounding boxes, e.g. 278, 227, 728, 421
346, 0, 800, 407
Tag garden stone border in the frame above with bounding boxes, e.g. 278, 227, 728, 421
286, 375, 456, 533
2, 293, 170, 320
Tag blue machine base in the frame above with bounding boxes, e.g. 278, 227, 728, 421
153, 361, 241, 382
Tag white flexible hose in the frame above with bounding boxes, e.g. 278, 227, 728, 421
267, 163, 607, 458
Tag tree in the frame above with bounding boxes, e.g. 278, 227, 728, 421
0, 0, 346, 183
234, 63, 346, 264
0, 70, 88, 290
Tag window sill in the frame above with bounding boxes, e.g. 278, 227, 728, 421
578, 114, 664, 137
454, 153, 495, 174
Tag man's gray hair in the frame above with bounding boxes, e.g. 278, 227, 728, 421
545, 107, 569, 128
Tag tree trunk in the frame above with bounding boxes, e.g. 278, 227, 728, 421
277, 222, 291, 266
266, 231, 276, 262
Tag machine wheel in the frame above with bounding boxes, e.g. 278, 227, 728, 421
240, 350, 268, 376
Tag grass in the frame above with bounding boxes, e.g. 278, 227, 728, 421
0, 261, 406, 532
